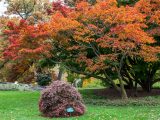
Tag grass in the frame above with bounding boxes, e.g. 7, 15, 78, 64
0, 90, 160, 120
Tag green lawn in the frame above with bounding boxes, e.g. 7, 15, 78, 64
0, 91, 160, 120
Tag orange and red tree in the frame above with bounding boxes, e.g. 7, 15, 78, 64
3, 0, 160, 99
3, 19, 51, 60
2, 19, 51, 83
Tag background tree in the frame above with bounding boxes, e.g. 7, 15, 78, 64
120, 0, 160, 92
1, 0, 53, 83
5, 0, 50, 21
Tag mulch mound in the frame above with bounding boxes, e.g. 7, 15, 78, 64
94, 88, 160, 99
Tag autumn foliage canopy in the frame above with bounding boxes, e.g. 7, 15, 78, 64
3, 0, 160, 62
2, 0, 160, 98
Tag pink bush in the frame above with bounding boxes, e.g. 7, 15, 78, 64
39, 80, 86, 118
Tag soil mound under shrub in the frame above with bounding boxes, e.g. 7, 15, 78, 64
39, 80, 86, 118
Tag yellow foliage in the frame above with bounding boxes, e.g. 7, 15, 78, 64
82, 77, 95, 88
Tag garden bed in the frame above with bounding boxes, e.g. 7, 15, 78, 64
93, 88, 160, 99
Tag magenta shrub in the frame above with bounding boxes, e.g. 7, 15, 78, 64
39, 80, 86, 118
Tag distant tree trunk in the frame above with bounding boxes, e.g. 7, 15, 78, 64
134, 81, 138, 96
140, 68, 156, 92
57, 67, 63, 80
141, 79, 152, 93
146, 78, 152, 92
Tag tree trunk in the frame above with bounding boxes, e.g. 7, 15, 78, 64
119, 78, 128, 99
142, 80, 152, 92
112, 81, 121, 92
103, 72, 121, 92
146, 78, 152, 92
134, 81, 138, 97
117, 53, 128, 99
141, 70, 154, 93
57, 67, 63, 80
116, 65, 128, 99
128, 79, 134, 89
